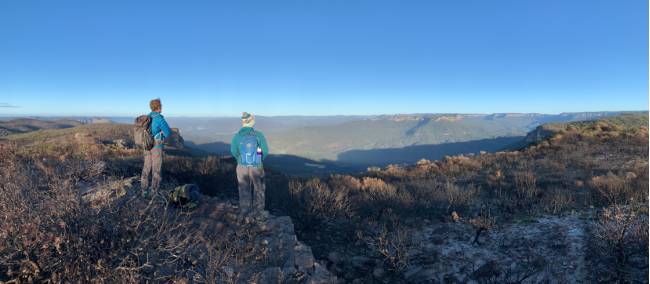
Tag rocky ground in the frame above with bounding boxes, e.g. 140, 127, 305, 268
82, 177, 336, 283
18, 164, 648, 284
323, 212, 638, 283
411, 215, 590, 283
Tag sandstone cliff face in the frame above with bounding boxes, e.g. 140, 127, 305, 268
524, 125, 557, 144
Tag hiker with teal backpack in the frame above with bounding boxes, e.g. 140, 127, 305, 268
231, 112, 269, 221
136, 98, 172, 198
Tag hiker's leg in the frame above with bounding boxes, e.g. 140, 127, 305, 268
141, 150, 152, 190
151, 148, 163, 192
251, 167, 266, 212
237, 165, 252, 215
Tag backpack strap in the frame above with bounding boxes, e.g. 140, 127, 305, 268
248, 129, 261, 145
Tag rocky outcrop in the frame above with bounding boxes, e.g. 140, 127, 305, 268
524, 125, 558, 144
82, 178, 336, 283
190, 200, 336, 283
166, 128, 185, 149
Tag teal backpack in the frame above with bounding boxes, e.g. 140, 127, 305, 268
239, 131, 262, 166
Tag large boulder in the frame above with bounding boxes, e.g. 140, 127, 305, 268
166, 128, 185, 149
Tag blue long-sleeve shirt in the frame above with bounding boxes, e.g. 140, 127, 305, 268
149, 111, 171, 149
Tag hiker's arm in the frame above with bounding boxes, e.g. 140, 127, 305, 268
230, 135, 239, 159
159, 118, 172, 139
257, 132, 269, 160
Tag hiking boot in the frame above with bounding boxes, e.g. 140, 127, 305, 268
237, 211, 250, 223
253, 210, 270, 222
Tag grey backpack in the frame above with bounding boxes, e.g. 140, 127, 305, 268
134, 115, 154, 150
169, 184, 201, 209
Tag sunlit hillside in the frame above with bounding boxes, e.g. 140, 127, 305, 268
1, 114, 647, 282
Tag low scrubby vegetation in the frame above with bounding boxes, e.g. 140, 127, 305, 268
0, 125, 299, 283
589, 202, 649, 282
1, 123, 237, 197
0, 133, 331, 283
266, 114, 649, 282
0, 114, 647, 282
0, 143, 199, 282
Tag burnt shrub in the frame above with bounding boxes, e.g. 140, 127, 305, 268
589, 202, 649, 282
589, 172, 632, 206
0, 144, 238, 283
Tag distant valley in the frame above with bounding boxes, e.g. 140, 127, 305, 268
0, 118, 84, 137
170, 111, 643, 175
1, 111, 643, 175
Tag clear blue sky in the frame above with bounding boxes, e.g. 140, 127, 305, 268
0, 0, 647, 117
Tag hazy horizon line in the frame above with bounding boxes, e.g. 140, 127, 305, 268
0, 110, 647, 119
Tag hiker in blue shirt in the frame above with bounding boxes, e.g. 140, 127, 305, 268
231, 112, 269, 222
141, 98, 172, 197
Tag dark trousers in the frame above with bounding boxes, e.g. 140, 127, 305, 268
141, 147, 163, 191
236, 165, 265, 215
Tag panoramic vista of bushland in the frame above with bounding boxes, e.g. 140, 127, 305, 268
1, 0, 648, 283
1, 113, 648, 282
